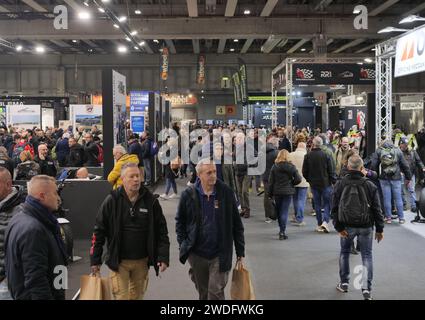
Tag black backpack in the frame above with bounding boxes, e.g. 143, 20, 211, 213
380, 147, 397, 176
338, 177, 372, 227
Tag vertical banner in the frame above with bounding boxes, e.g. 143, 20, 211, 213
112, 70, 127, 146
161, 47, 169, 81
238, 58, 248, 105
232, 72, 241, 105
130, 91, 149, 134
197, 54, 206, 84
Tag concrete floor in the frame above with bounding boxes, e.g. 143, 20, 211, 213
67, 177, 425, 300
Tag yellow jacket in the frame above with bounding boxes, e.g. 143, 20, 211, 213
107, 153, 139, 189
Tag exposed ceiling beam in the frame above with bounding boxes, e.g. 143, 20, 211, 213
0, 5, 10, 12
287, 38, 310, 54
63, 0, 81, 12
314, 0, 333, 11
260, 0, 279, 17
142, 42, 154, 54
309, 38, 333, 53
0, 17, 399, 40
261, 36, 283, 53
369, 0, 400, 16
186, 0, 198, 17
50, 40, 71, 47
241, 38, 254, 54
402, 3, 425, 17
192, 39, 200, 54
224, 0, 238, 17
22, 0, 48, 12
217, 39, 226, 54
82, 40, 107, 53
355, 43, 377, 54
165, 39, 176, 54
332, 39, 366, 53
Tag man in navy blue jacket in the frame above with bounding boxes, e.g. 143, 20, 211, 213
176, 159, 245, 300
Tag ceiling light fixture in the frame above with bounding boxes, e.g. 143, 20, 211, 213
301, 48, 306, 52
244, 9, 251, 15
153, 39, 159, 43
234, 39, 239, 42
72, 40, 77, 43
130, 31, 138, 36
98, 8, 105, 13
113, 24, 119, 28
35, 46, 45, 53
139, 41, 145, 46
125, 37, 131, 42
83, 1, 89, 7
135, 10, 142, 15
101, 0, 110, 3
134, 46, 139, 50
399, 15, 425, 24
364, 58, 373, 63
16, 45, 23, 52
78, 11, 91, 20
377, 26, 409, 34
118, 16, 127, 22
118, 46, 128, 53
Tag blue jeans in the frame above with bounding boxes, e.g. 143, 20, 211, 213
402, 174, 416, 210
275, 195, 292, 233
143, 158, 152, 184
311, 186, 332, 225
165, 178, 177, 195
339, 227, 374, 291
380, 179, 404, 219
293, 187, 308, 223
0, 280, 12, 300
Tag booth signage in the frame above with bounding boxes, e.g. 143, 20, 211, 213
238, 58, 248, 105
161, 47, 169, 81
216, 106, 226, 115
197, 55, 206, 85
292, 64, 375, 85
400, 101, 424, 110
226, 105, 236, 115
395, 26, 425, 78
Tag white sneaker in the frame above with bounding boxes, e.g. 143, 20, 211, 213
321, 222, 330, 233
168, 193, 177, 199
187, 181, 194, 187
315, 226, 324, 232
160, 194, 168, 199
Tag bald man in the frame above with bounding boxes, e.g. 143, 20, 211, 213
5, 175, 68, 300
75, 167, 89, 180
0, 168, 26, 300
34, 143, 57, 178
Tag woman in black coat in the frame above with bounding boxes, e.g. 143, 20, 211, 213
268, 149, 302, 240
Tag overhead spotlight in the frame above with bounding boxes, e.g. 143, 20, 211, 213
153, 39, 159, 43
357, 62, 364, 65
256, 102, 260, 105
135, 10, 142, 15
78, 11, 91, 20
35, 46, 45, 53
118, 16, 127, 22
118, 46, 128, 53
98, 8, 105, 13
230, 48, 235, 52
113, 24, 119, 28
16, 45, 23, 52
234, 39, 239, 42
377, 26, 409, 34
244, 9, 251, 15
125, 37, 131, 42
201, 89, 204, 93
101, 0, 110, 2
296, 91, 301, 96
201, 96, 205, 99
88, 49, 93, 52
134, 46, 139, 50
301, 48, 306, 52
371, 48, 376, 51
188, 94, 193, 98
399, 15, 425, 24
364, 58, 373, 63
139, 41, 145, 46
72, 39, 77, 43
130, 30, 138, 36
83, 1, 89, 7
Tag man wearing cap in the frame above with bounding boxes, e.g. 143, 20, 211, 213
399, 137, 425, 212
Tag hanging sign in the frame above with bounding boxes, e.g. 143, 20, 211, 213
197, 54, 206, 84
395, 26, 425, 78
161, 47, 169, 81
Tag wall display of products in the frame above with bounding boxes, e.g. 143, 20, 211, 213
112, 70, 127, 146
6, 104, 41, 130
70, 105, 102, 133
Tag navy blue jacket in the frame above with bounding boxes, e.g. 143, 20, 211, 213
176, 179, 245, 272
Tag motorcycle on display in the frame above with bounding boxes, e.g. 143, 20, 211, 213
56, 179, 74, 263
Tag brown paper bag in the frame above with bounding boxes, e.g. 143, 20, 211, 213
79, 274, 103, 300
230, 261, 256, 300
100, 277, 113, 300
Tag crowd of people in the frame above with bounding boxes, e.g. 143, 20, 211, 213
1, 120, 425, 301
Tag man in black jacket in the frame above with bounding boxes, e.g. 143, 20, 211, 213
34, 143, 57, 178
262, 134, 279, 222
5, 175, 67, 300
67, 137, 85, 167
83, 133, 99, 167
140, 132, 153, 186
0, 168, 26, 300
90, 162, 169, 300
176, 159, 245, 300
332, 154, 384, 300
303, 136, 337, 233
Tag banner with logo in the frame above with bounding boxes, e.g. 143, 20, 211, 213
6, 104, 41, 130
161, 47, 169, 81
130, 91, 149, 134
232, 72, 242, 105
292, 64, 375, 85
395, 26, 425, 78
70, 104, 102, 133
238, 58, 248, 105
197, 54, 206, 84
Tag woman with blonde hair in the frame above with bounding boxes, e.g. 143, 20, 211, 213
15, 150, 40, 181
268, 149, 302, 240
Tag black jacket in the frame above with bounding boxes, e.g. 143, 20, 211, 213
0, 156, 14, 177
401, 148, 424, 177
0, 187, 26, 281
268, 162, 302, 197
141, 138, 152, 159
303, 148, 337, 189
370, 142, 412, 181
68, 144, 85, 167
128, 140, 143, 166
176, 180, 245, 273
262, 143, 278, 183
279, 137, 292, 152
5, 201, 68, 300
83, 141, 99, 167
34, 155, 57, 178
90, 186, 170, 274
331, 171, 384, 234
